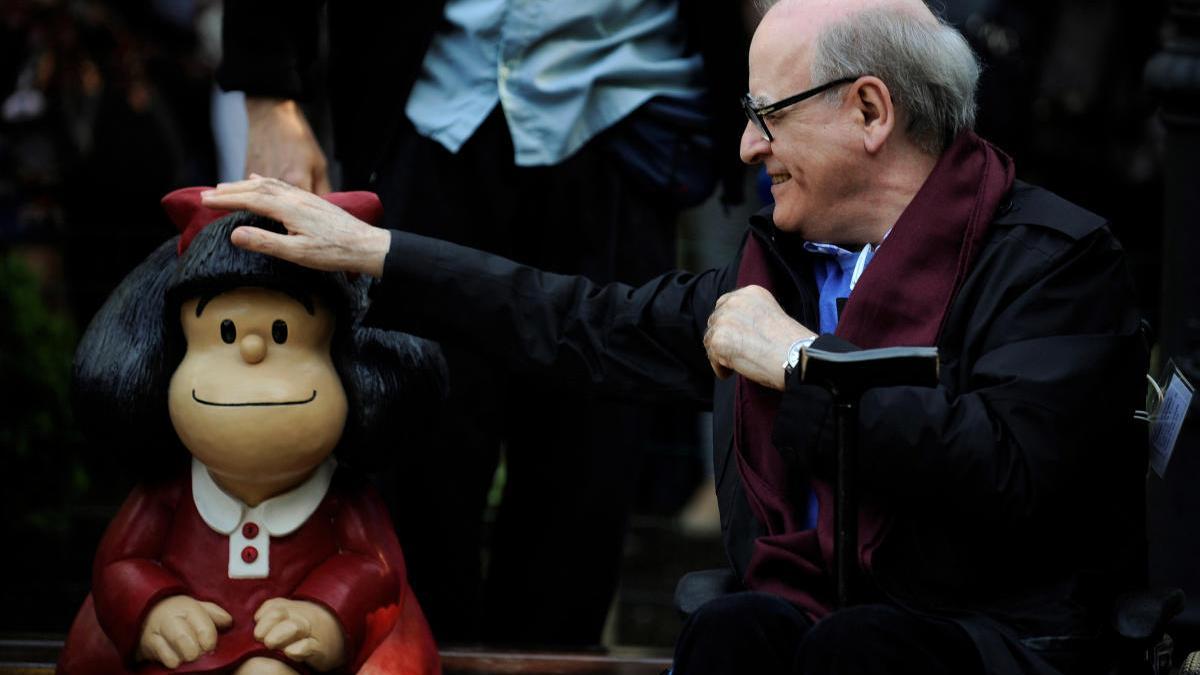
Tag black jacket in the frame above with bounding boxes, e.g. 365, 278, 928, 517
366, 182, 1146, 673
216, 0, 748, 198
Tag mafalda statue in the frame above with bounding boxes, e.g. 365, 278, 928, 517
58, 188, 444, 675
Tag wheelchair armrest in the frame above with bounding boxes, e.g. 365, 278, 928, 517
1112, 588, 1186, 641
674, 569, 742, 618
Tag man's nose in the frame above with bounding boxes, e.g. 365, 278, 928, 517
240, 333, 267, 364
739, 120, 770, 165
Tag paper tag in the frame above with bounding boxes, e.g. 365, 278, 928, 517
1149, 366, 1194, 478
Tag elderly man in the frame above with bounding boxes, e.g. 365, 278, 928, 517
203, 0, 1145, 673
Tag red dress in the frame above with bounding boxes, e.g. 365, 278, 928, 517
58, 464, 440, 674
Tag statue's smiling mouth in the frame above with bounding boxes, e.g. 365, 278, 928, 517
192, 389, 318, 407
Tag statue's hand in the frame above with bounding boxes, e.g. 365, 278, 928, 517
136, 595, 233, 668
254, 597, 346, 671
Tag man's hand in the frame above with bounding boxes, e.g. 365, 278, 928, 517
137, 595, 233, 668
703, 285, 815, 391
254, 597, 346, 671
201, 176, 391, 277
245, 97, 331, 194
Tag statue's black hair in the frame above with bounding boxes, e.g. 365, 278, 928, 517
72, 211, 446, 477
167, 212, 353, 324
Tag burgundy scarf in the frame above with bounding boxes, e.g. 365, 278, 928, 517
732, 131, 1014, 618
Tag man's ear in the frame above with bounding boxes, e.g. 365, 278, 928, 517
850, 76, 895, 155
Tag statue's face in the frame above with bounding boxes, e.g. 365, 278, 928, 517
168, 286, 347, 489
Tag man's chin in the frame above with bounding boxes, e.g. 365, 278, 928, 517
770, 208, 804, 234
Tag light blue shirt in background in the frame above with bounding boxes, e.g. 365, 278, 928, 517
406, 0, 706, 166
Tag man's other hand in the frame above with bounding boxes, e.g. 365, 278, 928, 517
245, 98, 331, 194
201, 176, 391, 278
704, 285, 815, 391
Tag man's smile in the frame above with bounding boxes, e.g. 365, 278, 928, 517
191, 389, 318, 407
769, 172, 791, 185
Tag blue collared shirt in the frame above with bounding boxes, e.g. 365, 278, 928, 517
799, 239, 879, 530
804, 240, 878, 335
406, 0, 706, 166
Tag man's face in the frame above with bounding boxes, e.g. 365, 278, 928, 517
740, 6, 864, 244
167, 286, 347, 489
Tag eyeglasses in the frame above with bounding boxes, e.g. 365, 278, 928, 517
741, 76, 861, 142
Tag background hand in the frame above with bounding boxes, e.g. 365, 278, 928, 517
254, 597, 346, 671
137, 595, 232, 668
201, 176, 391, 277
703, 285, 815, 391
245, 97, 331, 194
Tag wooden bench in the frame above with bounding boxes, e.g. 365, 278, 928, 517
0, 639, 672, 675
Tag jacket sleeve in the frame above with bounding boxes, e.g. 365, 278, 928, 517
291, 485, 399, 669
363, 229, 734, 404
92, 482, 189, 662
772, 226, 1146, 527
215, 0, 325, 100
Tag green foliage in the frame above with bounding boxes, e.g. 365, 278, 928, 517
0, 252, 86, 534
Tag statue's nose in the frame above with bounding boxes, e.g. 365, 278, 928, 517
240, 334, 267, 364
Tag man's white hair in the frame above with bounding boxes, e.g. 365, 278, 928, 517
811, 5, 981, 154
754, 0, 779, 15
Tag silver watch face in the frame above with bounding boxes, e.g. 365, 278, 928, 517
788, 341, 804, 367
785, 337, 815, 372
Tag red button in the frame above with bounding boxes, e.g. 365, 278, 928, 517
242, 522, 259, 539
241, 546, 258, 563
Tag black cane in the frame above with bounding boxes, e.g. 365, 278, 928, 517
832, 398, 858, 609
801, 345, 939, 609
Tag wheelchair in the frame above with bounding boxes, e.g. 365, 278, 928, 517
673, 340, 1198, 675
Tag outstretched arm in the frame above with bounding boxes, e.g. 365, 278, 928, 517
202, 177, 727, 402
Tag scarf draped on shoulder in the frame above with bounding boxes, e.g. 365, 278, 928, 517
732, 131, 1015, 617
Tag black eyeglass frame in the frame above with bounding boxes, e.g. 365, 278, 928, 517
742, 76, 862, 142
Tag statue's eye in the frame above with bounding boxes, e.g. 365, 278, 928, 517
220, 319, 236, 344
272, 320, 288, 344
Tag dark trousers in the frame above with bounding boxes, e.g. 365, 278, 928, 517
371, 109, 680, 645
673, 593, 984, 675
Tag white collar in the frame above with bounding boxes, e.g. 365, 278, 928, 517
803, 227, 894, 292
191, 457, 336, 537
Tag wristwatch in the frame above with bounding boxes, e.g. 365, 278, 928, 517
783, 336, 817, 377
